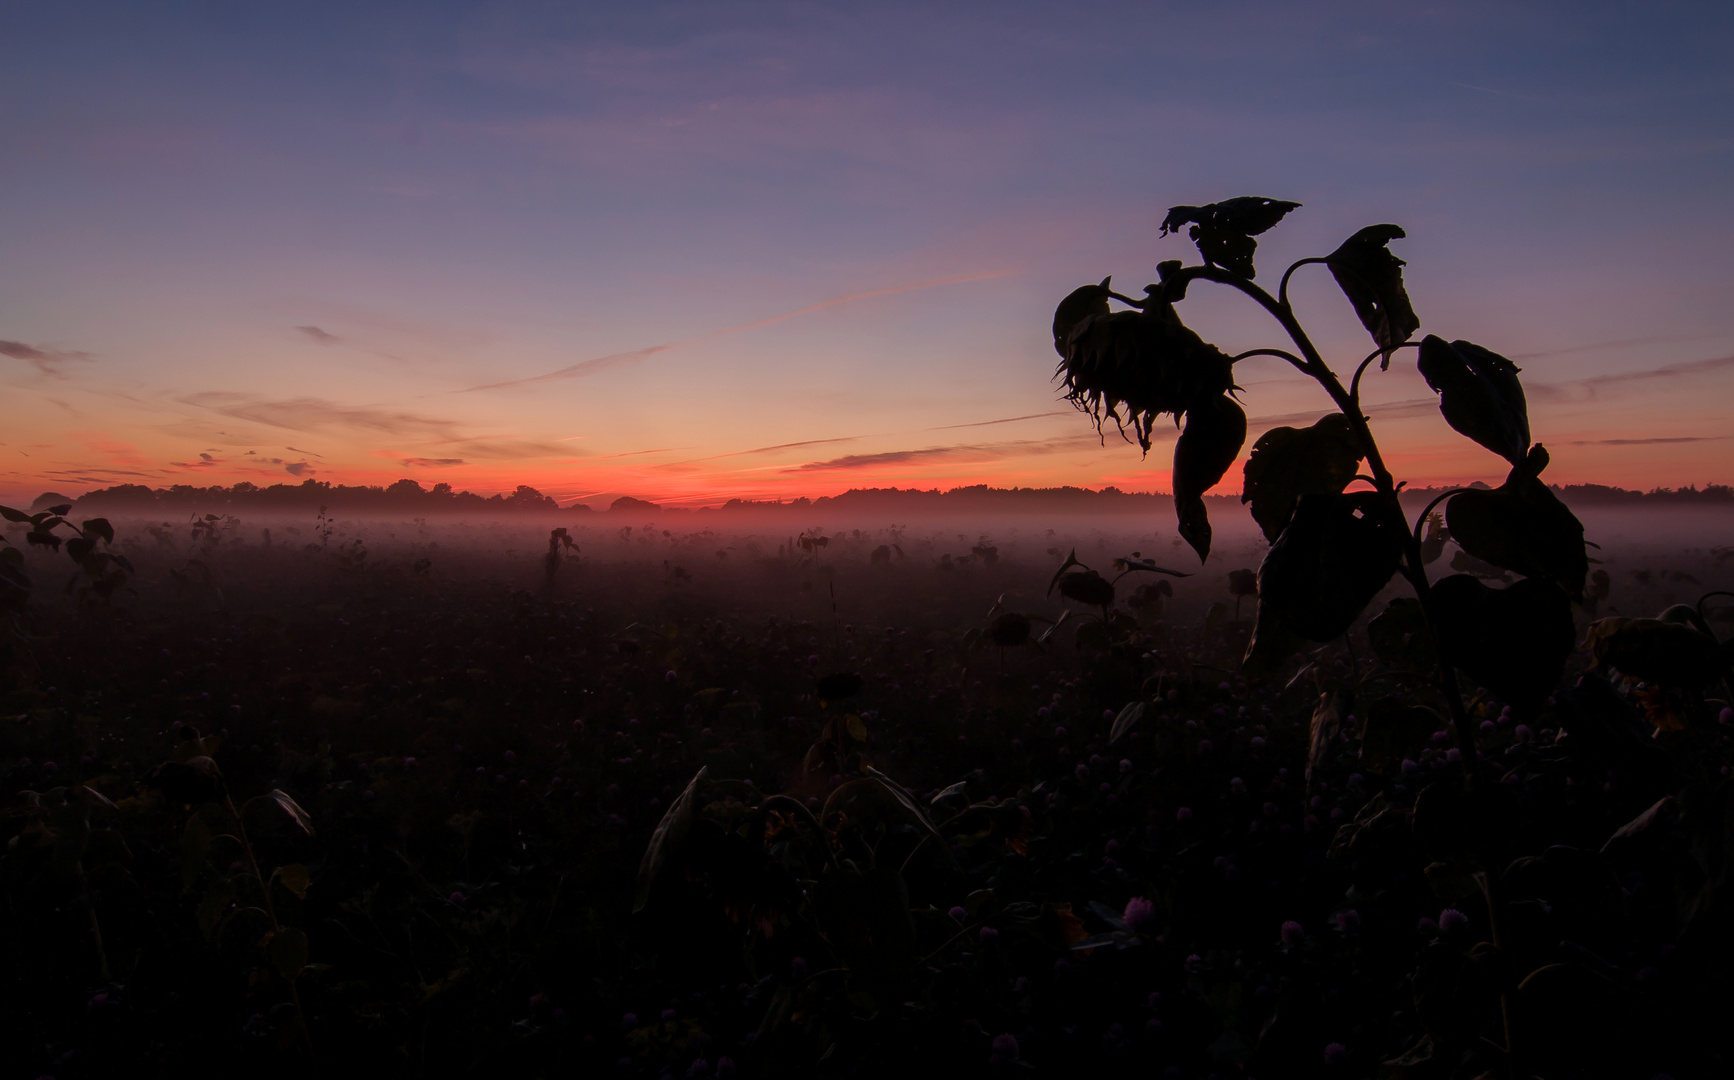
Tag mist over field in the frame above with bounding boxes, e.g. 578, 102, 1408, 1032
6, 1, 1734, 1075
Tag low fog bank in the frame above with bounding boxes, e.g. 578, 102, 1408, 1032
9, 498, 1727, 637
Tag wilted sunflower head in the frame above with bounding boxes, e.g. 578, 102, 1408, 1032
1053, 289, 1236, 454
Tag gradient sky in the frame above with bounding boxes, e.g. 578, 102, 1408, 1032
2, 1, 1731, 507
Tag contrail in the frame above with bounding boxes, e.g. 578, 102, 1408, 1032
457, 267, 1019, 393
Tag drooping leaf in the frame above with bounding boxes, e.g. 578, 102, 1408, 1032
930, 781, 969, 806
1418, 335, 1530, 466
1109, 701, 1145, 744
1240, 414, 1363, 541
65, 536, 96, 563
1046, 549, 1084, 597
1051, 278, 1112, 357
1036, 608, 1071, 644
268, 926, 310, 979
0, 504, 32, 524
1584, 617, 1726, 689
1306, 691, 1343, 794
80, 518, 114, 544
1324, 225, 1420, 361
634, 766, 707, 912
862, 765, 945, 847
46, 503, 72, 516
1444, 446, 1587, 598
1057, 570, 1115, 608
1429, 574, 1574, 708
1055, 301, 1236, 452
1159, 197, 1302, 278
1254, 492, 1405, 642
263, 789, 314, 836
1113, 555, 1191, 578
1173, 394, 1248, 562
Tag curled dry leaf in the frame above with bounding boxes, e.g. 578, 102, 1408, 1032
1240, 414, 1363, 542
1109, 701, 1144, 744
1585, 617, 1726, 689
1159, 197, 1302, 278
264, 788, 314, 836
1324, 225, 1420, 361
1173, 393, 1247, 562
1254, 492, 1405, 643
1444, 445, 1587, 599
1306, 691, 1343, 794
1429, 574, 1574, 708
634, 766, 707, 913
1417, 335, 1530, 466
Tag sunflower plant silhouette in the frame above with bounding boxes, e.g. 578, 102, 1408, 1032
1052, 196, 1590, 772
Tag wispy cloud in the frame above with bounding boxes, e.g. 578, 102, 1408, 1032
181, 392, 468, 439
400, 457, 467, 467
1567, 436, 1727, 446
295, 325, 341, 345
285, 462, 315, 476
1, 339, 95, 377
460, 344, 676, 392
1508, 334, 1729, 360
925, 411, 1072, 431
1574, 353, 1734, 396
785, 433, 1102, 473
457, 268, 1018, 392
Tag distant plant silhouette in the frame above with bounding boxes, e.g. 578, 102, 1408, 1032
1051, 196, 1594, 770
0, 502, 132, 616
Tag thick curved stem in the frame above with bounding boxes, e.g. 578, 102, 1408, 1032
1165, 264, 1480, 774
1278, 257, 1330, 309
1231, 347, 1309, 371
1413, 489, 1467, 546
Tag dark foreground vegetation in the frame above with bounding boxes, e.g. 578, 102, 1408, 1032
0, 508, 1731, 1079
5, 192, 1732, 1080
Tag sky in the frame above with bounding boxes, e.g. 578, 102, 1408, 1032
2, 0, 1731, 508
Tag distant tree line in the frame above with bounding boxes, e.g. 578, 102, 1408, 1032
31, 478, 1733, 518
58, 479, 568, 515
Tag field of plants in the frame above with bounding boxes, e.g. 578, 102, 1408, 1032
1, 505, 1731, 1079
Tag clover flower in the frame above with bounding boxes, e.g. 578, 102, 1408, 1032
1123, 896, 1157, 932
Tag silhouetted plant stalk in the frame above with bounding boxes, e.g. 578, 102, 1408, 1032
1053, 197, 1595, 780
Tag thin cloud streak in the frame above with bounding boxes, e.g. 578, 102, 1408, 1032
925, 411, 1072, 431
785, 433, 1105, 473
1568, 436, 1727, 446
456, 268, 1019, 393
0, 339, 96, 377
1575, 353, 1734, 395
1508, 334, 1730, 360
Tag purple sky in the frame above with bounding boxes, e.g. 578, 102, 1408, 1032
3, 1, 1731, 505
